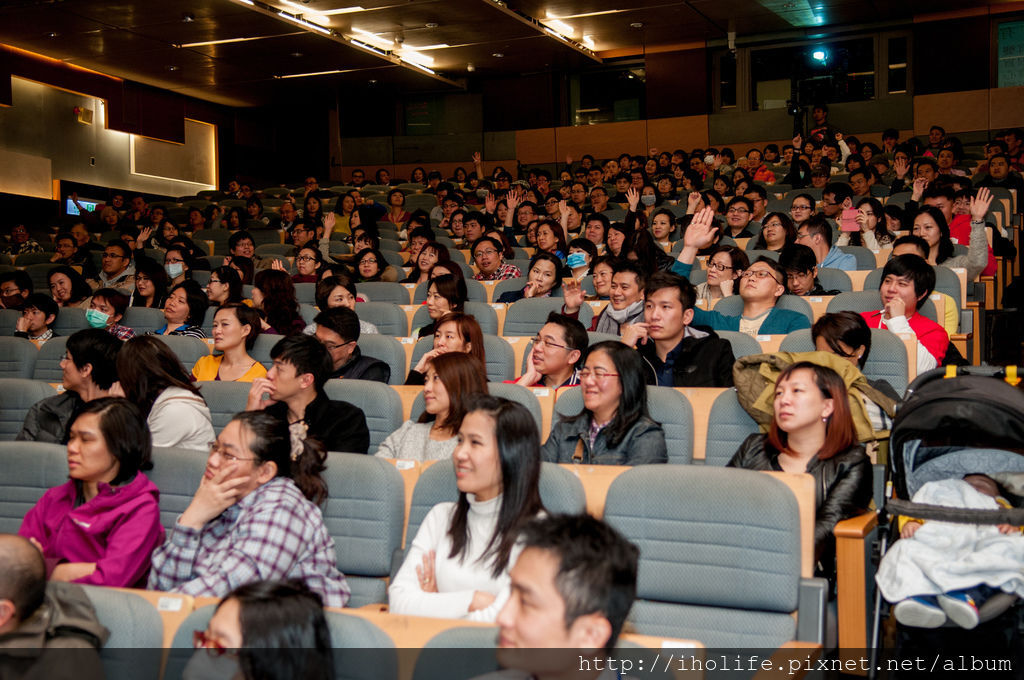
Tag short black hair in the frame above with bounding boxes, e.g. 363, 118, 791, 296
824, 182, 853, 205
22, 293, 58, 323
0, 535, 46, 622
779, 244, 818, 275
848, 167, 871, 182
228, 230, 255, 251
611, 259, 647, 292
812, 311, 871, 369
881, 254, 935, 309
520, 514, 639, 652
892, 235, 928, 258
91, 287, 130, 317
170, 280, 209, 326
0, 270, 33, 295
803, 213, 834, 248
542, 312, 588, 367
314, 306, 360, 344
104, 239, 132, 260
744, 184, 768, 200
65, 328, 122, 389
270, 334, 334, 391
726, 195, 753, 213
73, 398, 153, 485
644, 271, 696, 310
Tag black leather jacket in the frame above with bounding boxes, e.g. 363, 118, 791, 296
727, 433, 872, 569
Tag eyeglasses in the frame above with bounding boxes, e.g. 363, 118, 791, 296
707, 261, 733, 272
532, 335, 569, 351
741, 270, 782, 284
102, 253, 126, 259
208, 441, 257, 463
296, 255, 316, 262
193, 630, 235, 657
579, 368, 619, 381
796, 231, 811, 240
321, 340, 354, 352
165, 258, 184, 264
474, 249, 499, 258
360, 258, 378, 265
726, 207, 750, 214
208, 279, 222, 285
790, 205, 813, 211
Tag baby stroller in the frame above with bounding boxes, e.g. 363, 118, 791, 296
867, 366, 1024, 677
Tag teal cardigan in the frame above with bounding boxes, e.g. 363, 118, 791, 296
671, 260, 811, 335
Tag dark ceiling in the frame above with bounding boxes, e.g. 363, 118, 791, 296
0, 0, 1009, 106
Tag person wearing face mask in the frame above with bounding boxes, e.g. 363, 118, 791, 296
561, 260, 646, 335
163, 246, 192, 287
86, 288, 136, 340
0, 271, 32, 311
565, 238, 596, 283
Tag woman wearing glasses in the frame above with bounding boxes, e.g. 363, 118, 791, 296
187, 580, 334, 680
149, 411, 350, 607
695, 245, 748, 305
752, 212, 798, 252
541, 341, 667, 465
291, 246, 323, 284
788, 193, 816, 227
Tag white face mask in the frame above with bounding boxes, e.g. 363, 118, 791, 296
166, 262, 184, 279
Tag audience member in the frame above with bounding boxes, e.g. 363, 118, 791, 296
779, 244, 841, 296
513, 312, 587, 389
406, 312, 486, 386
390, 396, 544, 621
542, 341, 667, 465
472, 236, 521, 281
47, 265, 92, 309
496, 252, 563, 303
912, 190, 992, 282
87, 287, 135, 340
696, 244, 747, 304
562, 260, 645, 335
17, 329, 121, 443
796, 214, 857, 271
148, 411, 350, 607
14, 293, 59, 348
206, 265, 244, 306
246, 335, 370, 454
97, 240, 136, 293
752, 212, 797, 252
376, 352, 487, 461
417, 273, 468, 337
131, 258, 169, 309
19, 398, 163, 586
313, 307, 389, 383
192, 304, 266, 382
116, 335, 215, 449
0, 271, 32, 310
154, 280, 208, 338
311, 276, 378, 335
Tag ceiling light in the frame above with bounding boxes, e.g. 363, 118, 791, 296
350, 39, 388, 56
398, 49, 434, 66
411, 43, 450, 50
582, 35, 595, 49
322, 5, 365, 14
402, 59, 436, 75
167, 65, 179, 71
278, 11, 332, 35
492, 52, 504, 58
235, 0, 255, 6
467, 63, 475, 72
277, 68, 357, 79
182, 13, 195, 22
179, 35, 277, 47
425, 22, 439, 28
543, 17, 573, 35
630, 22, 643, 28
350, 26, 393, 49
291, 51, 303, 57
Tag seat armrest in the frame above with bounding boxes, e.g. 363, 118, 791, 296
834, 510, 878, 539
796, 577, 828, 645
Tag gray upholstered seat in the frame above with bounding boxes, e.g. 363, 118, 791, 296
503, 298, 591, 336
356, 281, 412, 305
0, 336, 38, 378
716, 330, 763, 360
826, 290, 938, 323
0, 440, 67, 532
713, 293, 814, 324
152, 335, 210, 373
149, 446, 207, 532
355, 302, 409, 336
32, 336, 69, 381
322, 379, 403, 453
196, 381, 250, 432
408, 335, 514, 383
0, 379, 57, 440
121, 307, 166, 334
778, 328, 910, 394
703, 388, 759, 467
410, 382, 543, 436
79, 586, 164, 680
355, 334, 407, 386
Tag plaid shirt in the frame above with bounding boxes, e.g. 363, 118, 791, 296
107, 324, 136, 341
148, 477, 350, 607
474, 262, 522, 281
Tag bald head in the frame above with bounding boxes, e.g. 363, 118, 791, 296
0, 534, 46, 631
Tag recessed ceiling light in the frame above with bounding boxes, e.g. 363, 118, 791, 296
182, 13, 195, 22
291, 51, 303, 57
630, 22, 643, 28
167, 65, 179, 71
425, 22, 438, 28
492, 52, 504, 58
46, 32, 58, 38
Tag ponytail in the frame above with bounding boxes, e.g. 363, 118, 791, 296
230, 411, 329, 505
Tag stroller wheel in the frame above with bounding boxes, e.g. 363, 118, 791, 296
893, 597, 947, 628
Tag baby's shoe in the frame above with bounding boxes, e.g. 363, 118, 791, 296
894, 596, 947, 628
938, 591, 980, 629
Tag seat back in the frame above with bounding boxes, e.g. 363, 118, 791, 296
604, 466, 802, 647
80, 585, 163, 679
826, 290, 937, 323
410, 382, 542, 434
712, 293, 814, 324
553, 387, 692, 464
703, 389, 759, 466
295, 282, 317, 304
0, 336, 38, 378
0, 308, 21, 336
52, 306, 89, 336
149, 446, 207, 532
411, 302, 499, 336
322, 379, 403, 453
838, 245, 877, 270
0, 379, 57, 440
249, 333, 280, 370
413, 628, 500, 680
713, 329, 762, 360
152, 335, 210, 372
405, 461, 586, 548
778, 328, 909, 394
355, 302, 409, 336
355, 334, 406, 385
32, 336, 69, 381
121, 307, 167, 334
409, 335, 512, 383
321, 452, 405, 607
196, 381, 250, 432
503, 299, 592, 336
817, 267, 853, 292
357, 281, 411, 305
413, 279, 489, 304
0, 440, 67, 532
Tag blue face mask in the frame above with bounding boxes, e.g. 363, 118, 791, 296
641, 194, 657, 206
165, 262, 184, 279
566, 252, 588, 269
85, 308, 109, 329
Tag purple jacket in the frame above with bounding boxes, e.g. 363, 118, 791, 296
19, 473, 165, 588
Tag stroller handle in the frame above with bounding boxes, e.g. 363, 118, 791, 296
886, 498, 1024, 526
905, 365, 1023, 398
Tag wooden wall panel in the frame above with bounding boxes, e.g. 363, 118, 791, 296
989, 86, 1024, 130
913, 90, 990, 134
515, 128, 556, 165
647, 116, 710, 153
555, 120, 647, 162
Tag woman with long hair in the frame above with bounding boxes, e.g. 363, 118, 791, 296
406, 312, 485, 385
912, 193, 991, 282
376, 352, 488, 461
116, 335, 214, 449
253, 269, 304, 336
228, 255, 255, 286
403, 241, 451, 286
389, 395, 544, 621
48, 265, 92, 309
206, 265, 245, 306
727, 361, 871, 569
303, 194, 325, 231
495, 252, 563, 303
131, 258, 169, 309
188, 580, 334, 680
192, 303, 266, 383
837, 197, 895, 249
542, 341, 667, 465
18, 398, 164, 586
148, 411, 350, 607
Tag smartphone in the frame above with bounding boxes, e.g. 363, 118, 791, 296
840, 207, 860, 232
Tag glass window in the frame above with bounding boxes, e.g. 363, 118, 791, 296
997, 20, 1024, 88
573, 67, 646, 125
719, 52, 737, 109
750, 37, 875, 111
888, 37, 908, 94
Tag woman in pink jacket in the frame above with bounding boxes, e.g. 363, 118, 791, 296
19, 398, 165, 587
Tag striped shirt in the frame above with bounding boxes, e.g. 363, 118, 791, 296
148, 477, 350, 607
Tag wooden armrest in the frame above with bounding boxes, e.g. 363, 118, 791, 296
751, 643, 823, 680
834, 511, 878, 539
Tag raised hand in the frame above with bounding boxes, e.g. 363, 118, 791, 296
626, 186, 640, 212
686, 191, 703, 214
484, 192, 497, 214
561, 279, 584, 312
416, 550, 438, 592
792, 134, 803, 149
472, 151, 482, 165
969, 186, 993, 221
893, 156, 909, 180
683, 207, 719, 250
619, 322, 649, 348
270, 258, 286, 272
712, 153, 724, 170
883, 294, 906, 321
911, 177, 929, 201
324, 211, 336, 232
413, 347, 447, 374
246, 377, 276, 411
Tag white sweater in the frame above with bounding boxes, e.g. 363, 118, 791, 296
374, 420, 457, 462
389, 495, 521, 622
148, 386, 215, 450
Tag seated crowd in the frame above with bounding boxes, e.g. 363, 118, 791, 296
0, 123, 1020, 671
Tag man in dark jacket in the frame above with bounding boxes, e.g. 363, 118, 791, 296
622, 271, 735, 387
247, 335, 370, 454
17, 329, 122, 443
0, 534, 108, 680
313, 308, 390, 384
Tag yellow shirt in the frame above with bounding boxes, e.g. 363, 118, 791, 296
191, 354, 267, 383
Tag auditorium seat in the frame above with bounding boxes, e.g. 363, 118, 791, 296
196, 381, 249, 432
31, 336, 68, 381
413, 279, 488, 304
153, 335, 210, 372
355, 302, 410, 336
716, 330, 763, 360
323, 379, 403, 453
702, 389, 759, 467
148, 446, 207, 532
503, 299, 592, 336
826, 290, 938, 323
410, 382, 543, 435
0, 440, 67, 532
122, 307, 167, 335
0, 379, 57, 440
249, 333, 278, 370
80, 585, 164, 680
321, 452, 405, 607
355, 334, 407, 386
52, 307, 89, 336
408, 335, 515, 383
0, 336, 38, 378
295, 282, 317, 304
552, 386, 693, 464
0, 308, 21, 335
603, 466, 825, 647
838, 245, 878, 270
778, 328, 910, 394
410, 301, 499, 336
712, 292, 814, 325
414, 628, 499, 680
356, 282, 411, 305
817, 267, 853, 292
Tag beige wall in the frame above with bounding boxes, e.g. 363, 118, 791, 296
913, 86, 1024, 134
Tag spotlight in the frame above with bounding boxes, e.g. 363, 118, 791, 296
812, 49, 827, 63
